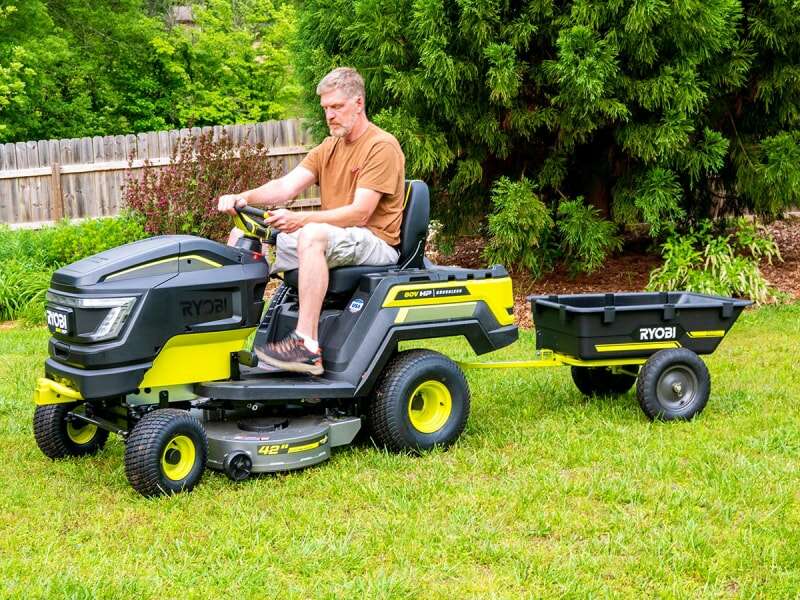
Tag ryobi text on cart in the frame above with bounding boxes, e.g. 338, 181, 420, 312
638, 326, 677, 340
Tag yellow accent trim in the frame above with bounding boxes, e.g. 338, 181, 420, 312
287, 436, 328, 453
408, 380, 452, 433
458, 350, 648, 370
595, 341, 681, 353
67, 421, 98, 445
106, 255, 222, 280
393, 302, 477, 324
235, 212, 270, 238
687, 330, 725, 339
383, 279, 514, 326
34, 378, 83, 405
161, 435, 196, 481
402, 183, 412, 208
139, 328, 256, 388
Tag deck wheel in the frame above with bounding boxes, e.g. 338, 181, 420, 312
636, 349, 710, 421
368, 349, 470, 452
124, 409, 207, 497
34, 403, 109, 459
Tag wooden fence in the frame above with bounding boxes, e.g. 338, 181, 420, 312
0, 119, 319, 228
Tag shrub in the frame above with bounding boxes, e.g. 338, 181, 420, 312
647, 219, 782, 304
123, 131, 279, 241
484, 177, 555, 277
557, 198, 623, 275
0, 260, 51, 322
36, 213, 148, 267
0, 215, 147, 325
484, 179, 624, 277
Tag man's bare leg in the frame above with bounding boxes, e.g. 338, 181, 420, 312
295, 223, 329, 341
254, 223, 326, 374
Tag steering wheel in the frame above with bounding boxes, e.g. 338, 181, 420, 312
233, 205, 271, 240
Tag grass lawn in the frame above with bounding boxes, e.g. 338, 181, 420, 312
1, 303, 798, 598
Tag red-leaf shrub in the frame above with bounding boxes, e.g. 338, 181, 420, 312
123, 131, 278, 241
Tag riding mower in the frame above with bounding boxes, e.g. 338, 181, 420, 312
33, 180, 750, 497
33, 180, 518, 496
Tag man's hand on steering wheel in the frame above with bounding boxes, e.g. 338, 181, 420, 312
266, 208, 305, 233
217, 193, 248, 215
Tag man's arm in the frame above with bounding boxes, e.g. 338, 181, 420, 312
217, 165, 317, 214
265, 187, 381, 233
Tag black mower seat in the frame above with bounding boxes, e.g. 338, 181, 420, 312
282, 180, 430, 294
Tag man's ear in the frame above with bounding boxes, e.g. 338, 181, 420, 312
356, 95, 364, 114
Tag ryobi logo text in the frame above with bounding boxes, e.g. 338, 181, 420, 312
181, 298, 229, 318
639, 326, 677, 340
397, 286, 469, 300
46, 310, 68, 331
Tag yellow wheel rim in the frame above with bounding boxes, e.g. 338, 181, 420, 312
66, 420, 97, 445
161, 435, 196, 481
407, 380, 452, 434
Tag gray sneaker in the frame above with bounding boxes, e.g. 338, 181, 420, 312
255, 331, 323, 375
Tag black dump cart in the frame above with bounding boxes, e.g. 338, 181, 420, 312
461, 292, 751, 420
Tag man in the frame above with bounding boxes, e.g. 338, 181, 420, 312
217, 67, 405, 375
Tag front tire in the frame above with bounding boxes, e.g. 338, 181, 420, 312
368, 350, 470, 452
124, 409, 207, 497
636, 349, 710, 421
34, 403, 109, 459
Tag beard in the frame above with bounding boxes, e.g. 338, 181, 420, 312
328, 112, 358, 138
329, 124, 350, 138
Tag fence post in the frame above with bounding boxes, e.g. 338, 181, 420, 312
50, 162, 64, 220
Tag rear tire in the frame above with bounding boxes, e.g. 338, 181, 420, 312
368, 350, 470, 452
636, 349, 710, 421
124, 409, 207, 497
34, 403, 109, 459
571, 366, 637, 397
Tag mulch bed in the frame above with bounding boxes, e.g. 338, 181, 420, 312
431, 216, 800, 329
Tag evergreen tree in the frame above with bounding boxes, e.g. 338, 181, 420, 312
294, 0, 800, 238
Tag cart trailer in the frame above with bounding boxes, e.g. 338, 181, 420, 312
460, 292, 751, 420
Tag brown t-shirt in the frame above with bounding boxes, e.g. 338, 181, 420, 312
300, 123, 405, 246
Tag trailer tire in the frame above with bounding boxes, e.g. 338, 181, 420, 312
124, 409, 207, 497
368, 350, 470, 452
636, 349, 710, 421
570, 366, 637, 397
34, 403, 109, 459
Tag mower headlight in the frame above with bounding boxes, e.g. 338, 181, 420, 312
46, 291, 137, 341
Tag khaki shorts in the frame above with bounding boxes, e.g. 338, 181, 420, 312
270, 224, 399, 274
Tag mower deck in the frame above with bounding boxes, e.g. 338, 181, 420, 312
201, 413, 362, 479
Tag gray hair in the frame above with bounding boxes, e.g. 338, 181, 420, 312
316, 67, 365, 100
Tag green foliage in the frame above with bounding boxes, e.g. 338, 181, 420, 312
0, 216, 146, 323
0, 260, 50, 322
647, 219, 782, 304
0, 1, 300, 142
38, 214, 148, 267
158, 0, 302, 126
484, 177, 554, 276
485, 179, 625, 276
295, 0, 800, 240
557, 198, 623, 275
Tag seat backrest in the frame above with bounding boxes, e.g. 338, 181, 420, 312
397, 180, 430, 269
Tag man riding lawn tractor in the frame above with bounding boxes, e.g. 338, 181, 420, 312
32, 68, 748, 498
218, 67, 405, 376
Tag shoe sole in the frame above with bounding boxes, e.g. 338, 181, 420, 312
254, 351, 324, 376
